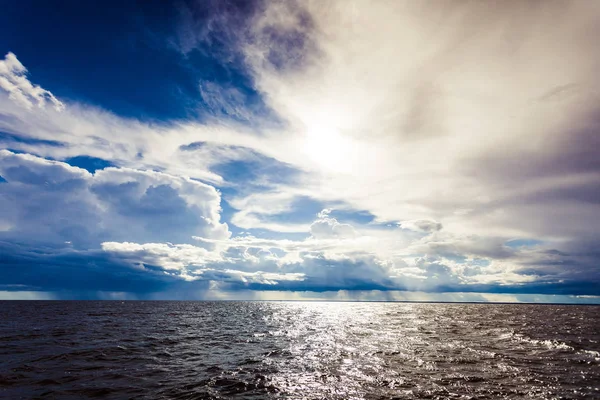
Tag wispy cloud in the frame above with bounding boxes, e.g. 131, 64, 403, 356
0, 52, 65, 111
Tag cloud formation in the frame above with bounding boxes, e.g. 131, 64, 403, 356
310, 209, 356, 239
0, 52, 64, 111
0, 150, 229, 247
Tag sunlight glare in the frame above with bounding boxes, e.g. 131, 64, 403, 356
303, 125, 355, 173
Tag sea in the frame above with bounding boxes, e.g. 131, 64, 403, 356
0, 301, 598, 399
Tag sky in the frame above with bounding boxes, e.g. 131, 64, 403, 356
0, 0, 599, 303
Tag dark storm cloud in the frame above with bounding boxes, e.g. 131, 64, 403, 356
0, 241, 174, 293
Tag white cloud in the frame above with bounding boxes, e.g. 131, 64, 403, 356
309, 209, 356, 239
0, 150, 229, 246
228, 0, 600, 241
101, 241, 221, 271
100, 241, 306, 286
98, 211, 571, 292
400, 219, 443, 233
0, 52, 65, 111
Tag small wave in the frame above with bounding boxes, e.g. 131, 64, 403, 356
501, 330, 575, 351
581, 349, 600, 357
580, 349, 600, 362
537, 339, 574, 351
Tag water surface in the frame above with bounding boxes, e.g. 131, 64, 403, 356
1, 301, 598, 399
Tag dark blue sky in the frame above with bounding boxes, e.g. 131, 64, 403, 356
0, 0, 267, 122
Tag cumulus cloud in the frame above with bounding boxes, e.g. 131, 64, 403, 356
100, 240, 308, 287
101, 242, 220, 272
100, 231, 592, 294
0, 52, 64, 111
309, 209, 356, 239
98, 209, 599, 295
0, 150, 229, 247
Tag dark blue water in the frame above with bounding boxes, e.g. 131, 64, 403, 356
1, 301, 598, 399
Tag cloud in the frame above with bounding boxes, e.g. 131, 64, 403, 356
225, 0, 600, 236
198, 81, 255, 122
400, 219, 443, 233
0, 150, 229, 247
309, 209, 356, 239
0, 148, 595, 296
0, 52, 64, 111
101, 241, 221, 273
99, 208, 600, 295
0, 240, 177, 294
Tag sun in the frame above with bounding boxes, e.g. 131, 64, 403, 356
302, 126, 355, 173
